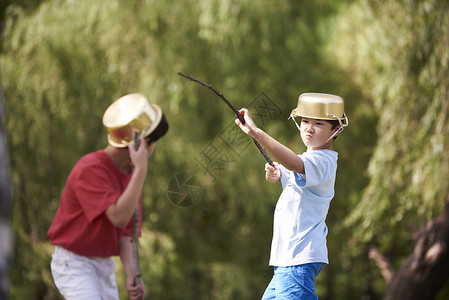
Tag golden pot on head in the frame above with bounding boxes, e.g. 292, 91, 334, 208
290, 93, 348, 126
102, 93, 163, 148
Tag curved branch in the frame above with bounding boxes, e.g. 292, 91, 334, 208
368, 247, 395, 284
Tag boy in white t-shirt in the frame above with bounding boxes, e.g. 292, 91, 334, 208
235, 93, 348, 299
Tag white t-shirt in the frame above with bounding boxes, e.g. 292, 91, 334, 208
269, 149, 338, 267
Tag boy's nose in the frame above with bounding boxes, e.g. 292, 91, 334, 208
305, 126, 314, 132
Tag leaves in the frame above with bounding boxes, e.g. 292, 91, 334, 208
2, 0, 449, 299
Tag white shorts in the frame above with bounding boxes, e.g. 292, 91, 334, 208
50, 246, 119, 300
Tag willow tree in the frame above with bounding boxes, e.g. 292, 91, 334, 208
2, 0, 377, 299
331, 0, 449, 298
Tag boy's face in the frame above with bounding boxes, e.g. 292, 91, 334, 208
300, 117, 339, 150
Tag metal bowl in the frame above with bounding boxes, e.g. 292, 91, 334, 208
102, 93, 163, 147
291, 93, 348, 126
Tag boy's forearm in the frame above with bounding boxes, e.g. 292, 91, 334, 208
105, 168, 147, 227
119, 236, 135, 278
252, 128, 304, 174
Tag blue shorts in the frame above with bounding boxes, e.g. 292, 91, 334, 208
261, 263, 325, 300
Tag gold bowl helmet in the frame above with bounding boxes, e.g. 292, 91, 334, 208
290, 93, 348, 127
102, 93, 168, 148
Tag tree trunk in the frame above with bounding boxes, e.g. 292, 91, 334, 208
382, 194, 449, 300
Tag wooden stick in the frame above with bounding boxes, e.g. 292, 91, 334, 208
131, 132, 142, 292
369, 247, 394, 284
178, 72, 274, 166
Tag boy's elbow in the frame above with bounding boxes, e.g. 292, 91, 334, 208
114, 219, 129, 228
284, 160, 304, 174
105, 207, 131, 228
108, 215, 129, 228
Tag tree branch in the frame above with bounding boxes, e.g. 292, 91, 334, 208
382, 194, 449, 300
368, 247, 395, 284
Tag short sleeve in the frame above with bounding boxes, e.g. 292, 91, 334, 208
74, 164, 120, 223
298, 150, 338, 189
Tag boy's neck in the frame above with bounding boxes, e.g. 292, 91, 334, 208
104, 146, 133, 173
308, 142, 333, 151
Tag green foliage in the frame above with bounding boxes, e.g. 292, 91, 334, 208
2, 0, 449, 299
332, 0, 449, 246
329, 0, 449, 297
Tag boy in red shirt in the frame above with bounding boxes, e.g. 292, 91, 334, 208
48, 93, 168, 300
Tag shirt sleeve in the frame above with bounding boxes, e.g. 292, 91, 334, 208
279, 155, 307, 188
279, 164, 290, 189
298, 151, 331, 188
74, 164, 120, 223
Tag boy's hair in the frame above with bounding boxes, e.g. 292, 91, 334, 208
145, 113, 169, 144
326, 119, 340, 130
325, 119, 341, 140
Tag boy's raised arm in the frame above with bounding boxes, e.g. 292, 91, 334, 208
236, 108, 304, 174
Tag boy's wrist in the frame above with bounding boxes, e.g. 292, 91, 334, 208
132, 165, 148, 178
250, 127, 262, 139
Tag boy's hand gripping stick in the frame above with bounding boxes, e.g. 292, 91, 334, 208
178, 72, 274, 166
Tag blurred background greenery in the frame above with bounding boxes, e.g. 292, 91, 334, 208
1, 0, 448, 299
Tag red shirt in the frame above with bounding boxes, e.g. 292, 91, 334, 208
48, 150, 142, 257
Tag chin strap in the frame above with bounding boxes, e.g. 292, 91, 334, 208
323, 126, 344, 144
288, 113, 302, 132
